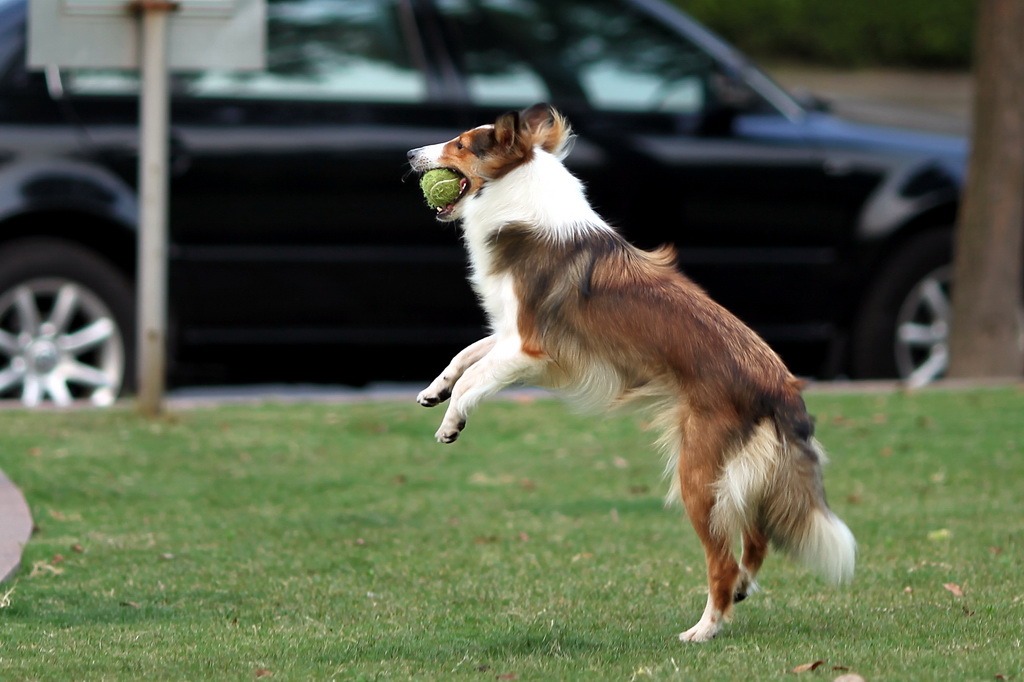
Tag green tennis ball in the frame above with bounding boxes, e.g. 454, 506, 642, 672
420, 169, 463, 209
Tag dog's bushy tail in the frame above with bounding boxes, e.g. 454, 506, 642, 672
763, 432, 856, 584
711, 420, 856, 584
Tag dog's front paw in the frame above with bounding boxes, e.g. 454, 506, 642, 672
416, 384, 451, 407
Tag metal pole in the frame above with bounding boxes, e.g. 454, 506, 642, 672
136, 3, 173, 417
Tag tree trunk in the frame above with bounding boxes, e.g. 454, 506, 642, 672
947, 0, 1024, 379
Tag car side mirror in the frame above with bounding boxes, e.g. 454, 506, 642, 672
709, 70, 758, 111
789, 87, 832, 113
697, 70, 756, 135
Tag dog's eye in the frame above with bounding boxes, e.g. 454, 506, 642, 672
455, 141, 464, 150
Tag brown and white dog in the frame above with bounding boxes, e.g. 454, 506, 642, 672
406, 104, 855, 642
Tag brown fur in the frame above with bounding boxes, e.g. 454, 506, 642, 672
489, 224, 806, 421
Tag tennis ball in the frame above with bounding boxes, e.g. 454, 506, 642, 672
420, 168, 462, 209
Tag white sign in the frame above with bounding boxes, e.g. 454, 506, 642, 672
62, 0, 235, 17
27, 0, 265, 70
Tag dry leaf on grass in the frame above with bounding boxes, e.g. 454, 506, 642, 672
792, 660, 825, 673
254, 668, 273, 678
28, 561, 63, 578
468, 472, 517, 487
943, 582, 964, 597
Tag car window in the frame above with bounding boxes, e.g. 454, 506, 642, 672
432, 0, 558, 106
62, 0, 427, 103
435, 0, 716, 114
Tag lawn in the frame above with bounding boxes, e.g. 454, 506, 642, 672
1, 385, 1022, 681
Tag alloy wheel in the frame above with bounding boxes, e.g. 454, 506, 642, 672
0, 278, 125, 407
895, 265, 951, 388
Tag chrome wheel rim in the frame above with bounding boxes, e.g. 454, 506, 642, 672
0, 278, 125, 407
895, 265, 951, 388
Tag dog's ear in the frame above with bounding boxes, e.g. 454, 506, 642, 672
520, 103, 573, 159
494, 110, 521, 150
520, 103, 554, 132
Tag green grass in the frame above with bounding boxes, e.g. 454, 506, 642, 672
1, 386, 1022, 681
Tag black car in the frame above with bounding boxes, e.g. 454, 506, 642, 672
0, 0, 967, 407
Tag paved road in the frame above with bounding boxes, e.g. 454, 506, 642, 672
771, 66, 972, 135
0, 471, 33, 582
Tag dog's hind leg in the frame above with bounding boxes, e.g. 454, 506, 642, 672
735, 525, 769, 603
432, 337, 547, 443
677, 503, 740, 641
677, 416, 742, 643
417, 335, 496, 407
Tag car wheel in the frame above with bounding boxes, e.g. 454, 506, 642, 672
850, 230, 953, 385
0, 239, 134, 407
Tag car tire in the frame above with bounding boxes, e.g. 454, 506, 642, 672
849, 230, 953, 384
0, 238, 135, 407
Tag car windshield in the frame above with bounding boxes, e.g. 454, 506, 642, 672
437, 0, 718, 112
434, 0, 799, 118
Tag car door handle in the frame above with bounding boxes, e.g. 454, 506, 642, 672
823, 158, 854, 176
169, 133, 191, 175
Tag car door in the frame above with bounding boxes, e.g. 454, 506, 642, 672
427, 0, 881, 374
60, 0, 483, 380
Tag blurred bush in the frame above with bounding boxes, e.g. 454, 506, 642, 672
678, 0, 974, 69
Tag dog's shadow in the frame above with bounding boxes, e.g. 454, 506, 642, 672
480, 629, 605, 659
522, 495, 666, 518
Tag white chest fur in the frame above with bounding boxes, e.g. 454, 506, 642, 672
469, 260, 518, 336
457, 147, 611, 337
